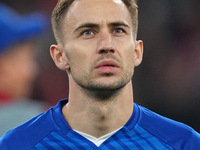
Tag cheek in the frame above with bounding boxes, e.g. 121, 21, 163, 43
125, 53, 135, 73
118, 41, 135, 65
65, 44, 92, 72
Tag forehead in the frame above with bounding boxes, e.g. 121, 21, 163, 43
63, 0, 132, 29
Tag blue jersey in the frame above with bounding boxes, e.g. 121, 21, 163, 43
0, 99, 200, 149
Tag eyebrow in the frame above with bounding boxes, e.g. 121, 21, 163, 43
74, 21, 130, 32
74, 23, 99, 32
109, 21, 130, 28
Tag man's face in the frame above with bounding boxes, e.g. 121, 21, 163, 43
55, 0, 142, 91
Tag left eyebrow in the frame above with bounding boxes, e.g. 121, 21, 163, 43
109, 21, 130, 29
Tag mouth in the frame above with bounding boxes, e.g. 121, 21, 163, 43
95, 60, 119, 68
95, 60, 119, 74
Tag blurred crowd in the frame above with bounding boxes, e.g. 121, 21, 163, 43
0, 0, 199, 136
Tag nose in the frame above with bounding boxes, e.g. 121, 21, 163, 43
97, 31, 115, 54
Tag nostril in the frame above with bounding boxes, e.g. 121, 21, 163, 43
110, 49, 115, 53
99, 49, 115, 54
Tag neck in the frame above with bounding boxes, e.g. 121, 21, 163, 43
62, 80, 134, 138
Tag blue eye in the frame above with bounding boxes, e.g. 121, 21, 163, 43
82, 30, 94, 36
113, 28, 125, 34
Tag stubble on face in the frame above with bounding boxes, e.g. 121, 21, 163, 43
65, 50, 134, 100
61, 0, 136, 100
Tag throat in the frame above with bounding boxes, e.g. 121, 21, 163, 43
64, 82, 134, 138
85, 87, 122, 102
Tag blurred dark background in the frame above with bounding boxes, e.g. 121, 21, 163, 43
1, 0, 200, 132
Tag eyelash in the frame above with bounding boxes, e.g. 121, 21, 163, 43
113, 28, 126, 34
81, 29, 95, 36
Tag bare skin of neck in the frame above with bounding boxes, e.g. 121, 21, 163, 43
62, 79, 134, 138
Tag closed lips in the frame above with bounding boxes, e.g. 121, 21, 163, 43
95, 60, 119, 68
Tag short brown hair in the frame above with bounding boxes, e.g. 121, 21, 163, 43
51, 0, 138, 42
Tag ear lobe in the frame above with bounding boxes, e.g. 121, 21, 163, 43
134, 40, 143, 67
50, 44, 69, 71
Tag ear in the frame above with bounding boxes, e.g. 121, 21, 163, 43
50, 44, 69, 71
134, 40, 143, 67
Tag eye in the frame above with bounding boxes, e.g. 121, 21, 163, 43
81, 30, 95, 36
113, 28, 125, 34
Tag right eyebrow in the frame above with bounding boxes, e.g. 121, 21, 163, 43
74, 23, 99, 32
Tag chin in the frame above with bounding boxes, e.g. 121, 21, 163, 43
87, 79, 129, 91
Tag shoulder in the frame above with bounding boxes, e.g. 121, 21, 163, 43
0, 107, 56, 149
137, 104, 200, 149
